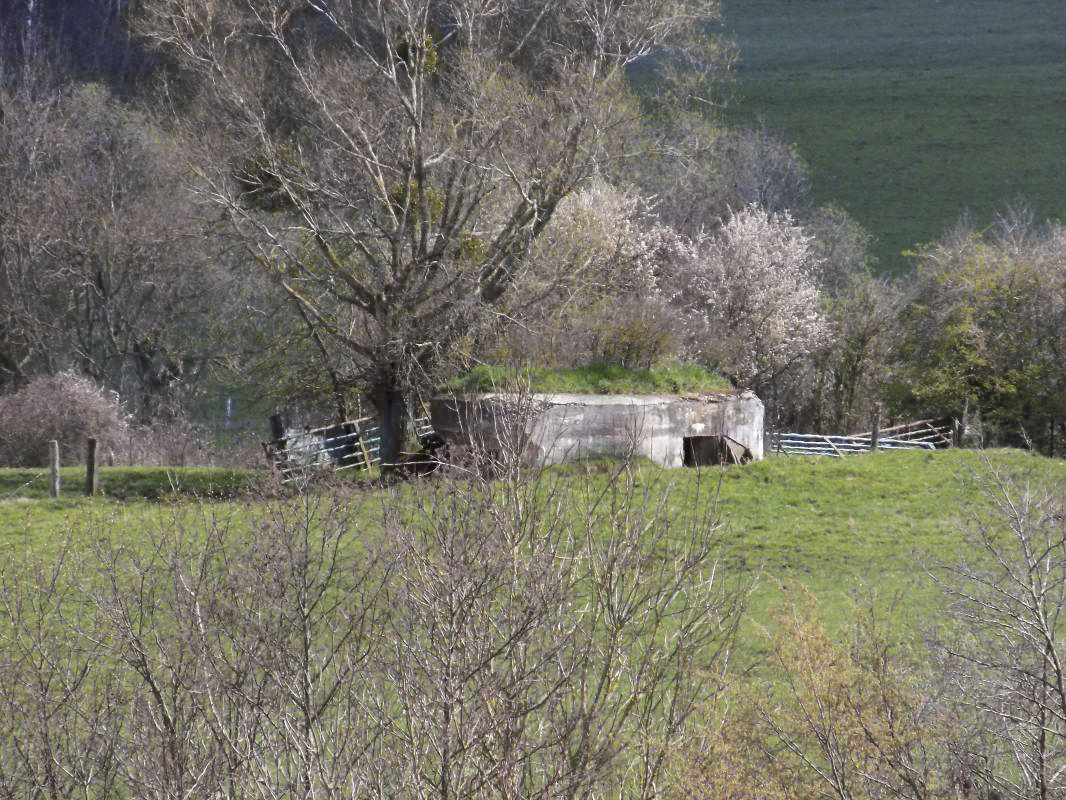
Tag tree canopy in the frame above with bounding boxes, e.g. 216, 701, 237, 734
129, 0, 729, 462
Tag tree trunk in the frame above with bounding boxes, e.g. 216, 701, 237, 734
373, 380, 409, 471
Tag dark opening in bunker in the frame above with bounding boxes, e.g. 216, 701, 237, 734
683, 435, 753, 467
683, 436, 719, 466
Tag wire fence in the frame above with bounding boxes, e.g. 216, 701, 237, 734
771, 419, 954, 458
1, 470, 48, 500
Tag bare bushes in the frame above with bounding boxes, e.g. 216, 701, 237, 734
0, 550, 125, 799
119, 418, 214, 467
0, 371, 127, 466
376, 469, 743, 799
933, 469, 1066, 800
676, 596, 959, 800
0, 463, 744, 799
705, 127, 812, 220
0, 371, 215, 467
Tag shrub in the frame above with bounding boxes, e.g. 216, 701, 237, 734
0, 458, 745, 799
668, 204, 829, 392
0, 372, 127, 467
493, 183, 691, 369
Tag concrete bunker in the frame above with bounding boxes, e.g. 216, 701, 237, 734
431, 390, 764, 468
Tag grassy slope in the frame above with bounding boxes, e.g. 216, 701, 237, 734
720, 0, 1066, 275
710, 448, 1063, 634
4, 449, 1063, 642
0, 466, 257, 546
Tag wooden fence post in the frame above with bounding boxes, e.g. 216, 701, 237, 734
49, 440, 60, 497
353, 418, 373, 471
86, 438, 98, 496
871, 403, 882, 453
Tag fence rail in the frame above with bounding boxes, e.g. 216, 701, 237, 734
851, 418, 954, 448
264, 415, 435, 482
772, 431, 938, 458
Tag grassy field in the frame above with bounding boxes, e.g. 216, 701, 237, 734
4, 448, 1062, 642
711, 448, 1046, 632
720, 0, 1066, 275
0, 465, 257, 547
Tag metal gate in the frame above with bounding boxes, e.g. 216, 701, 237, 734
263, 416, 435, 482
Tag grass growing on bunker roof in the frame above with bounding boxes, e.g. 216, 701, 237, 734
443, 363, 734, 395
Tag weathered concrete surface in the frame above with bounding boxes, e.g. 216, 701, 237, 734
430, 391, 764, 467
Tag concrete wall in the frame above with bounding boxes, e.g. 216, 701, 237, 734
430, 391, 764, 468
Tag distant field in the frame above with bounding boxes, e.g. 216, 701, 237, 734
720, 0, 1066, 274
4, 449, 1063, 641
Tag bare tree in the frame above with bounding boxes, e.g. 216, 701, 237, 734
86, 493, 391, 799
368, 463, 743, 799
0, 547, 123, 800
130, 0, 727, 463
803, 268, 902, 433
0, 79, 234, 419
706, 126, 811, 221
936, 468, 1066, 800
0, 456, 745, 798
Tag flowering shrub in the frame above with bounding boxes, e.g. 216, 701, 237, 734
0, 372, 127, 466
670, 205, 829, 390
496, 190, 830, 409
499, 182, 696, 368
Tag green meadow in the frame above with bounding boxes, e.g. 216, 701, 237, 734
720, 0, 1066, 274
4, 448, 1063, 640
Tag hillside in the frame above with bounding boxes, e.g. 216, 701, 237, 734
5, 448, 1064, 633
721, 0, 1066, 274
4, 448, 1065, 795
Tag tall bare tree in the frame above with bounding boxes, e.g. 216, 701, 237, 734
0, 79, 233, 419
936, 468, 1066, 800
131, 0, 727, 463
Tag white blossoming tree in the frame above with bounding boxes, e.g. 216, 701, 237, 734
673, 205, 829, 398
